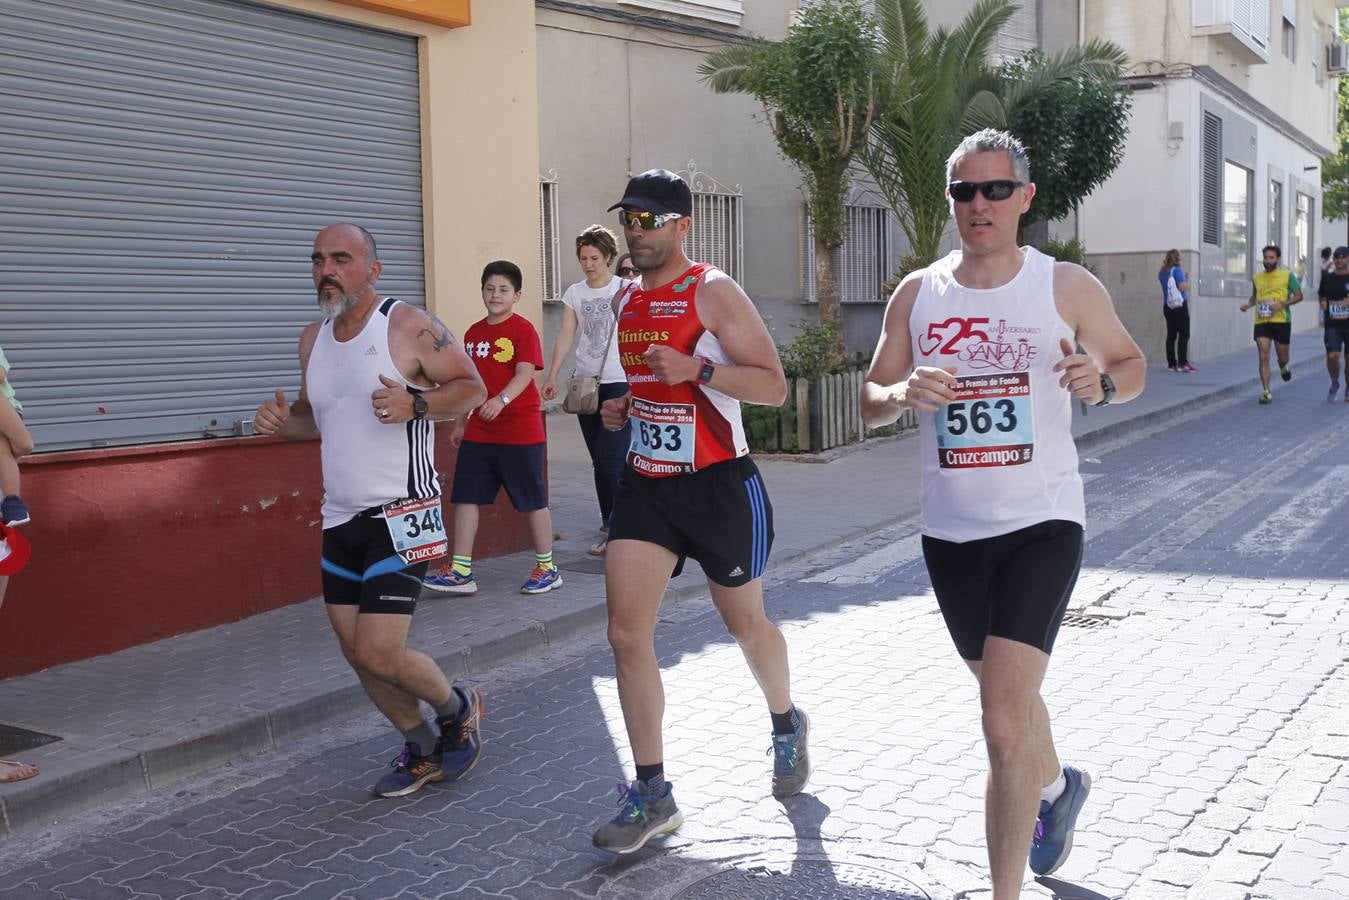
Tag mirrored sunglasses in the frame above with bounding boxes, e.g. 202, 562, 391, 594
947, 180, 1024, 203
619, 210, 683, 230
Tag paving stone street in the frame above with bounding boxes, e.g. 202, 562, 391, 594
1, 375, 1347, 899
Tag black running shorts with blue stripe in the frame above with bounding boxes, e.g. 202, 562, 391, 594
321, 513, 428, 615
608, 455, 774, 587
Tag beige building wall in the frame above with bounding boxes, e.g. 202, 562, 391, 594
1081, 0, 1339, 363
535, 0, 815, 372
260, 0, 542, 338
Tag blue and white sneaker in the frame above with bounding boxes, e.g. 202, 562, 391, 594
592, 781, 683, 854
1030, 766, 1092, 876
437, 685, 485, 782
424, 569, 477, 594
520, 565, 562, 594
1, 495, 30, 526
769, 707, 811, 798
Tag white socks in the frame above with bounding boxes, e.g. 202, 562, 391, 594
1041, 769, 1067, 805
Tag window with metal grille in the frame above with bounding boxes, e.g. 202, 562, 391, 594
539, 176, 561, 302
1268, 178, 1283, 247
686, 191, 743, 282
996, 0, 1038, 59
802, 205, 900, 304
1202, 112, 1223, 245
1294, 192, 1313, 285
1223, 160, 1252, 280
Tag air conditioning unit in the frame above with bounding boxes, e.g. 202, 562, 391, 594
1328, 41, 1349, 75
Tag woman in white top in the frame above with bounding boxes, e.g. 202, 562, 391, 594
542, 225, 632, 555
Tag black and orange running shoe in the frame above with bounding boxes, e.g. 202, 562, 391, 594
372, 742, 443, 798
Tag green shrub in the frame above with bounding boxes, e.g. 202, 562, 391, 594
778, 320, 846, 380
1037, 237, 1098, 275
741, 402, 796, 453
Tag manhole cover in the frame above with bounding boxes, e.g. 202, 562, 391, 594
0, 723, 61, 756
558, 555, 607, 575
673, 859, 931, 899
1060, 613, 1114, 629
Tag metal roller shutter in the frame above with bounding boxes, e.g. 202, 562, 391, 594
0, 0, 424, 450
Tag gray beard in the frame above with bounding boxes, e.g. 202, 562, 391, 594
318, 291, 361, 318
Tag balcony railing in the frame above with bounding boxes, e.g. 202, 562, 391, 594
1193, 0, 1272, 64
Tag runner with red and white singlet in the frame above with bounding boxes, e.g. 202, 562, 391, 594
589, 169, 811, 855
614, 261, 747, 478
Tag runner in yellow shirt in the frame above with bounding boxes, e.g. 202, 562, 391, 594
1239, 244, 1303, 404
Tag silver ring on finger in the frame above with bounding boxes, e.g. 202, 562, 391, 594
380, 408, 390, 418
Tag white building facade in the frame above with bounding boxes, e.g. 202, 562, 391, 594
1080, 0, 1345, 362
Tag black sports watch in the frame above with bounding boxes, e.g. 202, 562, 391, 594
411, 394, 428, 420
1093, 373, 1116, 407
696, 358, 715, 385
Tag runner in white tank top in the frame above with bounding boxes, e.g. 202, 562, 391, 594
307, 297, 439, 529
860, 132, 1145, 898
910, 245, 1085, 542
252, 223, 490, 800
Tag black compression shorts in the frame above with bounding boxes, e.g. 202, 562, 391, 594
921, 519, 1084, 661
321, 513, 428, 615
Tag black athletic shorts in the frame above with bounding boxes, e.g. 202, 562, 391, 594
608, 455, 773, 588
450, 440, 548, 512
321, 512, 428, 615
921, 519, 1084, 661
1253, 322, 1292, 344
1324, 325, 1349, 355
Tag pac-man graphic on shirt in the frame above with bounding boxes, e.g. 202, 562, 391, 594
492, 337, 515, 363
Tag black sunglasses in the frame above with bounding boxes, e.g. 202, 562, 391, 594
947, 180, 1024, 203
616, 266, 638, 276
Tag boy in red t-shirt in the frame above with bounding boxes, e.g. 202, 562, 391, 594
425, 261, 561, 595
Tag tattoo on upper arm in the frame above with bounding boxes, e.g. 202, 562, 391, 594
417, 317, 454, 352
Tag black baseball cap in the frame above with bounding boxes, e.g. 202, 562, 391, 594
607, 169, 693, 217
1334, 246, 1349, 258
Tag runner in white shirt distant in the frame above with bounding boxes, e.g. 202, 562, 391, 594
861, 130, 1146, 899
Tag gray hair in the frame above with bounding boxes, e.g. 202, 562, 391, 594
945, 128, 1031, 185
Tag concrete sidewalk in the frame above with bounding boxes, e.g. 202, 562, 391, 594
0, 330, 1330, 842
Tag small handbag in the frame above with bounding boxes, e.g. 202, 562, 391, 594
562, 307, 617, 415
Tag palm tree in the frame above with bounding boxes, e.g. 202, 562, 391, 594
700, 1, 881, 356
863, 0, 1127, 267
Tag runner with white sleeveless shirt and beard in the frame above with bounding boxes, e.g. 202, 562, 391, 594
861, 131, 1145, 899
254, 224, 489, 799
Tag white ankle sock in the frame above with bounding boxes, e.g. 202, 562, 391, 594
1041, 769, 1067, 805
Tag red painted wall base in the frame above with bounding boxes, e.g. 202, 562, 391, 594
0, 430, 533, 679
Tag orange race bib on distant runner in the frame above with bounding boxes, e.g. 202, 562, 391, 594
935, 373, 1035, 469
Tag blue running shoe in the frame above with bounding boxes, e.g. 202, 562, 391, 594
520, 565, 562, 594
1030, 766, 1092, 876
1, 495, 30, 526
372, 742, 443, 798
769, 707, 811, 798
592, 781, 683, 854
424, 568, 477, 594
438, 685, 485, 781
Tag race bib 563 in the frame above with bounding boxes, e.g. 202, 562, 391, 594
936, 373, 1035, 469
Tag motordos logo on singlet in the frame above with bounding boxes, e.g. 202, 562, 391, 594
646, 299, 689, 318
919, 317, 1041, 371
